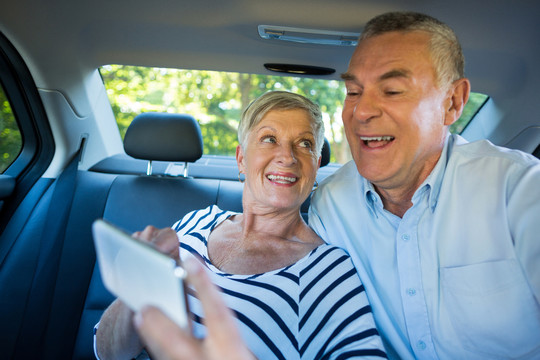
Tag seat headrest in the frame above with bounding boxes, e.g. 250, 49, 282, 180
321, 138, 331, 167
124, 112, 203, 162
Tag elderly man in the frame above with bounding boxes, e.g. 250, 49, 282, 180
133, 11, 540, 360
308, 11, 540, 360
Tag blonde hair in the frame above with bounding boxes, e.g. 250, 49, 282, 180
238, 91, 325, 156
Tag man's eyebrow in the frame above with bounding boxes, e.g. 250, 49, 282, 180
340, 69, 411, 82
379, 69, 411, 81
340, 72, 355, 81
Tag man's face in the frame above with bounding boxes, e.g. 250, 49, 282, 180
342, 31, 454, 194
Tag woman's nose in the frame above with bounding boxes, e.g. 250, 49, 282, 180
276, 143, 297, 165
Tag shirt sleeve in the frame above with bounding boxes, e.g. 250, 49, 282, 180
299, 247, 387, 359
508, 161, 540, 303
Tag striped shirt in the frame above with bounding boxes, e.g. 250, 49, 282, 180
174, 205, 386, 360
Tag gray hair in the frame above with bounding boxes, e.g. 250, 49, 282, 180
238, 91, 325, 156
360, 12, 465, 90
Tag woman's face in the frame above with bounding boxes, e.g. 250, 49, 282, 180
237, 109, 321, 213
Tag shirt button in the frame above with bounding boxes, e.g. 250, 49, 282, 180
407, 288, 417, 296
417, 340, 426, 350
401, 234, 410, 241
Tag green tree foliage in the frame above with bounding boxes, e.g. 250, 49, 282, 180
0, 85, 22, 173
100, 65, 352, 162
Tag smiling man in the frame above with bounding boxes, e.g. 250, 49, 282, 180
309, 11, 540, 360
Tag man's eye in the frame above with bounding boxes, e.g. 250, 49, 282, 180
345, 90, 362, 98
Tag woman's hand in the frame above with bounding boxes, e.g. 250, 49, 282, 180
133, 226, 180, 263
134, 257, 255, 360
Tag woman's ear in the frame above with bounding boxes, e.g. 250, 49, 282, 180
236, 144, 245, 172
444, 78, 471, 126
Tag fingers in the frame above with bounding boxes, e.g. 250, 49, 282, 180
132, 226, 180, 262
134, 306, 203, 360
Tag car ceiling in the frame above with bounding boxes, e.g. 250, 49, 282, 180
1, 0, 539, 146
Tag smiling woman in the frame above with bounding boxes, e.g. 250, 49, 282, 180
93, 91, 388, 359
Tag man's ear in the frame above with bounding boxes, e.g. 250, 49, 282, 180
444, 78, 471, 126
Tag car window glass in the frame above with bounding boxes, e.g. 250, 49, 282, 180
101, 65, 488, 164
449, 92, 489, 134
0, 83, 22, 173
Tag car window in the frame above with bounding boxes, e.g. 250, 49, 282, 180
101, 65, 488, 164
449, 92, 489, 134
0, 83, 22, 173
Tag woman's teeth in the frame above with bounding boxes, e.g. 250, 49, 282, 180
267, 174, 297, 183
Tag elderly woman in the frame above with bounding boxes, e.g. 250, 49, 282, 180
95, 91, 386, 359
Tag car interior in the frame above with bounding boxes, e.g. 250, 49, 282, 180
0, 0, 539, 359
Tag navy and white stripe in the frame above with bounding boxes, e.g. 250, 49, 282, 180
174, 205, 386, 359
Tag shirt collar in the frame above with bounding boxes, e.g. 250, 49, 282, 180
415, 133, 454, 212
362, 178, 381, 218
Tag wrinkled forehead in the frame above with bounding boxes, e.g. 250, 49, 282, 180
254, 109, 315, 133
345, 32, 434, 80
353, 31, 431, 59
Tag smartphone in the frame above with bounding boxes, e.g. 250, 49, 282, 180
92, 219, 189, 330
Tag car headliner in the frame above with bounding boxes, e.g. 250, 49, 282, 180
0, 0, 539, 172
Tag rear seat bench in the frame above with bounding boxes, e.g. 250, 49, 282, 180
0, 112, 330, 359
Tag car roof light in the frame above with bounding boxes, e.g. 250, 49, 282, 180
258, 25, 359, 46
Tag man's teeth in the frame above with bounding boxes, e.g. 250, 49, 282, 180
360, 136, 395, 141
267, 174, 297, 183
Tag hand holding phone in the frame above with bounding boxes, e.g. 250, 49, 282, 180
131, 225, 180, 265
92, 219, 189, 330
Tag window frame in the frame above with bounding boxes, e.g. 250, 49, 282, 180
0, 30, 54, 230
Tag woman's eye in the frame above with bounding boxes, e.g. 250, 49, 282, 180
261, 136, 276, 143
299, 140, 313, 148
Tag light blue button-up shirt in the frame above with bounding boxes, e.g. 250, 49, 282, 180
309, 134, 540, 359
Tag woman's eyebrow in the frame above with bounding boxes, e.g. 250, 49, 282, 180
256, 125, 276, 133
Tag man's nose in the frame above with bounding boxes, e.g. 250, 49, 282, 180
352, 92, 381, 123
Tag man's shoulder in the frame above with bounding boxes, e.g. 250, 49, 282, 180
319, 160, 362, 189
445, 136, 540, 191
311, 160, 365, 214
451, 136, 539, 168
